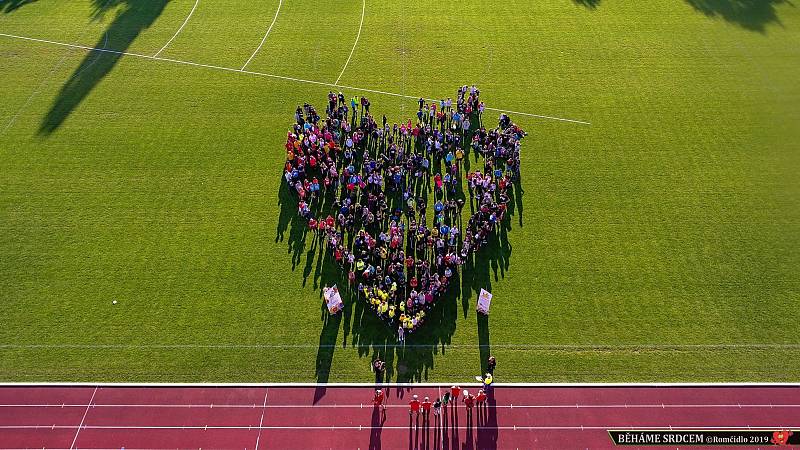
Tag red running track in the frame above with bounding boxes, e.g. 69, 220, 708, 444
0, 384, 798, 449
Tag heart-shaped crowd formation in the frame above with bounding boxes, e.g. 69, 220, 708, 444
284, 86, 525, 340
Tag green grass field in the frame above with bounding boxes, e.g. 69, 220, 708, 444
1, 0, 798, 382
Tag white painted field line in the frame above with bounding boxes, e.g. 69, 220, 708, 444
69, 386, 97, 449
153, 0, 200, 57
2, 424, 797, 431
241, 0, 283, 70
254, 388, 269, 450
0, 31, 590, 125
484, 105, 590, 125
2, 342, 799, 350
334, 0, 366, 85
3, 403, 797, 409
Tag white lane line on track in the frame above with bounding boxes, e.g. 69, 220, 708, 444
2, 403, 799, 409
0, 31, 590, 125
254, 388, 269, 450
69, 386, 97, 449
241, 0, 283, 71
334, 0, 366, 86
154, 0, 200, 57
3, 425, 797, 431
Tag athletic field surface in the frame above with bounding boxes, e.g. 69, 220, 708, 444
1, 0, 799, 385
2, 383, 799, 449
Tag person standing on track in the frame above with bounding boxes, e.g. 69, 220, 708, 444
409, 394, 421, 417
483, 372, 493, 391
463, 390, 475, 418
421, 396, 432, 423
433, 397, 442, 422
450, 385, 461, 402
373, 389, 387, 418
372, 358, 386, 382
475, 389, 487, 415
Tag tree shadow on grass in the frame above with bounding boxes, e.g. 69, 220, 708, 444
573, 0, 601, 9
0, 0, 38, 13
38, 0, 170, 135
684, 0, 791, 33
572, 0, 791, 33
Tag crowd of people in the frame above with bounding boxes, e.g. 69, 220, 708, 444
284, 86, 526, 340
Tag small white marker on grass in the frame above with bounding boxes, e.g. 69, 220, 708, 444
112, 300, 118, 305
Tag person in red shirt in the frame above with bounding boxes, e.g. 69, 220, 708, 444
450, 385, 461, 401
475, 389, 487, 407
409, 394, 420, 416
463, 390, 475, 418
421, 396, 432, 422
373, 389, 386, 417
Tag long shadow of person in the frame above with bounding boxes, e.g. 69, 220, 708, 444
442, 403, 450, 449
423, 413, 430, 450
368, 405, 385, 450
415, 413, 421, 449
451, 403, 460, 450
313, 311, 341, 403
433, 416, 439, 450
39, 0, 170, 134
463, 408, 474, 450
477, 392, 498, 450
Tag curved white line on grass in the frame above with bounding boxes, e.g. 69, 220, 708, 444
153, 0, 200, 57
0, 32, 592, 125
241, 0, 283, 70
334, 0, 365, 85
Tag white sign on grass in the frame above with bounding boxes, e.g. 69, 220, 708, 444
477, 289, 492, 314
324, 285, 344, 315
